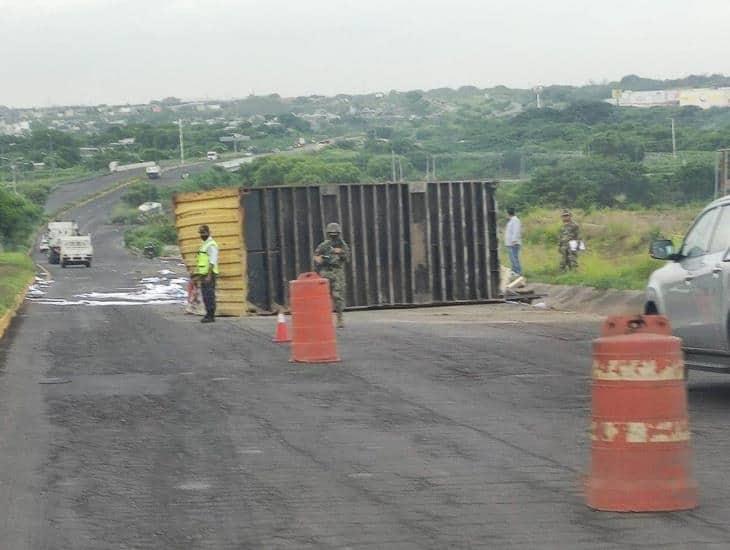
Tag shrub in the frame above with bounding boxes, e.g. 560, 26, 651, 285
0, 187, 43, 249
123, 218, 177, 257
122, 181, 160, 207
110, 203, 142, 225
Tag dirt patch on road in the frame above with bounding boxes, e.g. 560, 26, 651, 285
529, 283, 644, 316
354, 302, 602, 325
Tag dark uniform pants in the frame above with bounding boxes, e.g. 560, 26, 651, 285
201, 275, 217, 318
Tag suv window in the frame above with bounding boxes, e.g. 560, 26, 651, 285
710, 205, 730, 253
681, 208, 720, 258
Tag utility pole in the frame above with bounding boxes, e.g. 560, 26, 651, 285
533, 85, 543, 109
432, 156, 436, 180
425, 157, 430, 180
718, 149, 730, 198
671, 118, 677, 159
716, 151, 721, 198
391, 150, 396, 182
178, 118, 185, 166
398, 158, 403, 182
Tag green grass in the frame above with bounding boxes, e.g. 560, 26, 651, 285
0, 252, 35, 316
643, 150, 715, 174
110, 203, 144, 225
517, 207, 698, 290
123, 217, 178, 257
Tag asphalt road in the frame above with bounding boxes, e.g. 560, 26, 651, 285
44, 163, 209, 215
3, 171, 730, 548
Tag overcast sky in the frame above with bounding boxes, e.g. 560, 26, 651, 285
1, 0, 729, 107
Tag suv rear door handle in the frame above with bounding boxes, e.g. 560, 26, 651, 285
684, 276, 694, 284
713, 266, 723, 275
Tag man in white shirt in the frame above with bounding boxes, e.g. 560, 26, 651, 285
504, 207, 522, 276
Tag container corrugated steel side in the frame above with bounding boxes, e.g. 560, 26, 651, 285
243, 181, 500, 312
173, 188, 247, 316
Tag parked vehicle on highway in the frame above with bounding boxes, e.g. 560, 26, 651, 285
206, 151, 218, 161
647, 195, 730, 373
138, 201, 162, 214
47, 221, 79, 264
39, 236, 49, 253
59, 235, 93, 268
145, 165, 161, 179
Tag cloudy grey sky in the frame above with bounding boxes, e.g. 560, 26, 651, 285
1, 0, 728, 107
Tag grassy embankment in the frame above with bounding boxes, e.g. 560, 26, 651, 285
0, 252, 35, 317
516, 207, 699, 290
111, 181, 179, 257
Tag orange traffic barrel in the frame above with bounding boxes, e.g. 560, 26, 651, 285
586, 315, 697, 512
289, 273, 340, 363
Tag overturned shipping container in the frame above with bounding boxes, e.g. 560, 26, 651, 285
173, 188, 248, 316
244, 181, 500, 312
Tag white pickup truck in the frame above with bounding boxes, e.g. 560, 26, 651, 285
59, 235, 93, 268
145, 165, 161, 179
47, 221, 79, 264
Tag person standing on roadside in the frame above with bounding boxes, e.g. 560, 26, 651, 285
504, 207, 522, 276
195, 224, 219, 323
558, 209, 580, 271
313, 222, 350, 328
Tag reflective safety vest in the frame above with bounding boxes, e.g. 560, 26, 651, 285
196, 238, 220, 275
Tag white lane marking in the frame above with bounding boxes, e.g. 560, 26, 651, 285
176, 481, 211, 491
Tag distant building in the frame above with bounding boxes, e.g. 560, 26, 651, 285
611, 89, 680, 107
611, 87, 730, 109
0, 121, 30, 135
679, 88, 730, 109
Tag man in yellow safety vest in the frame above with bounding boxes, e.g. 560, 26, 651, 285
195, 224, 219, 323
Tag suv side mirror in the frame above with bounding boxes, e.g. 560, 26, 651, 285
650, 239, 677, 260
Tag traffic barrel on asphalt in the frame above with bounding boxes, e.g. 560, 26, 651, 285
586, 315, 697, 512
289, 273, 340, 363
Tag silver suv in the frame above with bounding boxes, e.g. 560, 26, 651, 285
647, 196, 730, 373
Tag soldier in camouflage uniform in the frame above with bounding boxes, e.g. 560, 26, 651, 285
558, 209, 580, 271
314, 222, 351, 328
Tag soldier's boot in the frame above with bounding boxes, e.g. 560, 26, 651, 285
336, 312, 345, 329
